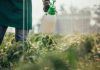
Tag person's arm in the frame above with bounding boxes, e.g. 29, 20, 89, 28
42, 0, 50, 12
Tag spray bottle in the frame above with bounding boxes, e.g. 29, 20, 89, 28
40, 0, 56, 33
47, 0, 56, 15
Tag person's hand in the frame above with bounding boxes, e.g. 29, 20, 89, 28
42, 0, 50, 12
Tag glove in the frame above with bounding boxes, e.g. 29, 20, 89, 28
42, 0, 50, 12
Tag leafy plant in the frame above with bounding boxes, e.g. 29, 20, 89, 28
0, 33, 100, 70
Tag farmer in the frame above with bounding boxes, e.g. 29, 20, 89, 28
0, 0, 50, 45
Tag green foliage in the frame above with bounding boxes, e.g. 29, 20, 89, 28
66, 47, 78, 70
0, 33, 100, 70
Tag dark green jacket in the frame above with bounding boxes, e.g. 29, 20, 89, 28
0, 0, 32, 30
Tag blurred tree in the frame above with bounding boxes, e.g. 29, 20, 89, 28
94, 5, 100, 23
60, 5, 67, 15
79, 7, 91, 16
70, 6, 78, 15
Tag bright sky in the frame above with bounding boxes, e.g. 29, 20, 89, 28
32, 0, 100, 25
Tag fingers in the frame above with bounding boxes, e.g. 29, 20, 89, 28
43, 0, 50, 12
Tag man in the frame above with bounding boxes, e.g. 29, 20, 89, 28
0, 0, 50, 45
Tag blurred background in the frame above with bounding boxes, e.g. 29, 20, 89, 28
8, 0, 100, 34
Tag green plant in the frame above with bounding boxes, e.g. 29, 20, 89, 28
0, 33, 100, 70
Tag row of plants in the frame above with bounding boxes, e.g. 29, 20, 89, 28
0, 33, 100, 70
